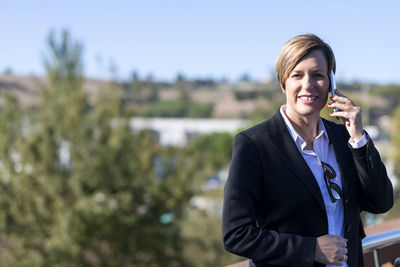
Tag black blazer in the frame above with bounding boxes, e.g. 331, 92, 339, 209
222, 110, 393, 267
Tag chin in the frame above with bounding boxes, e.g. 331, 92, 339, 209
297, 103, 324, 115
297, 108, 321, 117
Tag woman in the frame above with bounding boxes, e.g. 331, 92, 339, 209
222, 34, 393, 267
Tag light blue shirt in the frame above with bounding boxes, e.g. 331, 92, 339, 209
280, 106, 367, 267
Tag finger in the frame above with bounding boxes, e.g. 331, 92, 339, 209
332, 89, 355, 103
336, 254, 348, 263
334, 253, 348, 264
333, 259, 344, 266
339, 240, 348, 248
338, 248, 348, 256
334, 236, 348, 247
334, 89, 355, 110
330, 235, 348, 248
329, 111, 354, 119
335, 255, 344, 261
330, 235, 347, 242
331, 95, 353, 105
329, 105, 361, 118
328, 102, 349, 111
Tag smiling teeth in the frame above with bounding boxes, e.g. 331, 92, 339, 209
299, 96, 316, 101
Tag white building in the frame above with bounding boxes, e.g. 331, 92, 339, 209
130, 117, 249, 147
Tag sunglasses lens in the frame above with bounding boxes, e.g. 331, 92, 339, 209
330, 182, 342, 200
322, 162, 342, 202
331, 189, 341, 200
323, 165, 336, 179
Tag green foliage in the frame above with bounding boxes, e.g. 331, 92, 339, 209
233, 87, 279, 101
384, 185, 400, 221
180, 204, 245, 267
127, 77, 160, 104
0, 30, 236, 267
186, 132, 233, 172
137, 99, 214, 118
249, 93, 285, 124
371, 84, 400, 95
320, 104, 338, 123
374, 104, 400, 222
391, 106, 400, 177
176, 133, 245, 266
371, 84, 400, 116
0, 31, 193, 266
234, 90, 261, 100
44, 29, 83, 84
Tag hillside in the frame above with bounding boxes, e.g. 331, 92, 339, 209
0, 74, 397, 129
0, 74, 107, 108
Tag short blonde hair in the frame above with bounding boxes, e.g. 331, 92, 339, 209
275, 34, 336, 88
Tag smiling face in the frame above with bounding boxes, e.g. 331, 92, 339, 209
282, 49, 330, 122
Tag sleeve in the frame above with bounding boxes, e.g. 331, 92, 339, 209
348, 131, 368, 148
350, 132, 394, 213
222, 133, 316, 266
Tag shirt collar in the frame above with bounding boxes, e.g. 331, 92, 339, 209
279, 105, 329, 150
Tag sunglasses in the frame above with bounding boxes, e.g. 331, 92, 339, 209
321, 161, 343, 203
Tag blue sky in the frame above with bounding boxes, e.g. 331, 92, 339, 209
2, 1, 400, 83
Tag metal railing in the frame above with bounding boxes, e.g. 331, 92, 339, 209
362, 228, 400, 267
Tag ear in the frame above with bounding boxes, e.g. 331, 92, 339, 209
280, 83, 286, 93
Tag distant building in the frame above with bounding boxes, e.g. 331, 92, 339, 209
130, 117, 249, 147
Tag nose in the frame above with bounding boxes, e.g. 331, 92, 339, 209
301, 74, 314, 90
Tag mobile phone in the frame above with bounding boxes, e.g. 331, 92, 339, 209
330, 70, 338, 112
330, 70, 336, 98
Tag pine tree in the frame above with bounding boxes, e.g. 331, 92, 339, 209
0, 30, 225, 266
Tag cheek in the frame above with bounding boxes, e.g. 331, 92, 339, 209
319, 81, 330, 94
283, 81, 296, 95
318, 79, 329, 87
320, 87, 329, 105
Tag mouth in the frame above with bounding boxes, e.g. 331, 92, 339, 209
298, 95, 317, 103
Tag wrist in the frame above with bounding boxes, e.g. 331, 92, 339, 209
351, 131, 363, 143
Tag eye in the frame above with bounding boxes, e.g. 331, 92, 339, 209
313, 73, 325, 78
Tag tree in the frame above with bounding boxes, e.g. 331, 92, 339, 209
391, 105, 400, 178
239, 73, 251, 82
0, 30, 213, 266
179, 133, 245, 267
130, 70, 146, 105
383, 105, 400, 221
0, 29, 86, 266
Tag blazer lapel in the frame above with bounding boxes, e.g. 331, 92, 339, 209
322, 120, 351, 197
266, 111, 327, 213
323, 119, 354, 243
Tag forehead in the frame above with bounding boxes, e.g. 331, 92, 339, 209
292, 49, 328, 71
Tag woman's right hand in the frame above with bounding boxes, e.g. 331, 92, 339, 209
315, 235, 348, 266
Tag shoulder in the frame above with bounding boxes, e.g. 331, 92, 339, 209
238, 110, 284, 141
240, 120, 269, 138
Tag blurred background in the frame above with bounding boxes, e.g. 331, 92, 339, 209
1, 1, 400, 266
